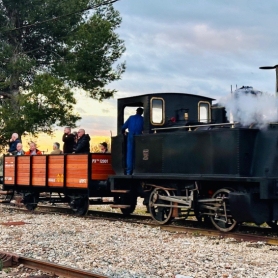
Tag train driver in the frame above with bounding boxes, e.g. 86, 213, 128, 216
122, 107, 144, 175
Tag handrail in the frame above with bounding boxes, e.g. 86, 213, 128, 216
152, 122, 237, 133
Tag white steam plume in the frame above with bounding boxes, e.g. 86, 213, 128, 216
219, 89, 278, 129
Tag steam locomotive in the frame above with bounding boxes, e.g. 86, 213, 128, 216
3, 89, 278, 232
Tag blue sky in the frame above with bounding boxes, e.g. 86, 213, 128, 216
74, 0, 278, 136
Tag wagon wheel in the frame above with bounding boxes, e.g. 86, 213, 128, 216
120, 194, 137, 215
149, 188, 174, 225
266, 220, 278, 230
5, 190, 14, 202
210, 188, 237, 232
23, 192, 39, 211
69, 195, 89, 216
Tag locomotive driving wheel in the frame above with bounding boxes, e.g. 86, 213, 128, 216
210, 188, 237, 232
149, 188, 174, 225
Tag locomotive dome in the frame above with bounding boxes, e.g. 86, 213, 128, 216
234, 86, 263, 97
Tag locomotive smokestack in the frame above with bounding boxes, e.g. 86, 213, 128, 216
259, 65, 278, 97
230, 85, 234, 123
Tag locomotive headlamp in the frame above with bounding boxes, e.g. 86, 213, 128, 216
184, 112, 189, 121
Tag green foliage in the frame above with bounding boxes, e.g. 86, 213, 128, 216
0, 0, 125, 147
0, 74, 81, 148
59, 4, 125, 100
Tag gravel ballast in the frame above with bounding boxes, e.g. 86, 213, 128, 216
1, 205, 278, 278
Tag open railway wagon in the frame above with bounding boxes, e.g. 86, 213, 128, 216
2, 153, 119, 215
110, 92, 278, 232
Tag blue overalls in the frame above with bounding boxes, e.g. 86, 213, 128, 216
122, 114, 144, 175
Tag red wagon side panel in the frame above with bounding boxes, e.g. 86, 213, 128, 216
17, 156, 30, 185
91, 154, 115, 180
32, 156, 46, 186
66, 155, 88, 188
48, 156, 64, 187
4, 156, 15, 185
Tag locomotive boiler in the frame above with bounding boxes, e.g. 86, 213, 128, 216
2, 91, 278, 232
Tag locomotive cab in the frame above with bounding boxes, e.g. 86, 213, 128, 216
116, 92, 215, 135
112, 92, 215, 174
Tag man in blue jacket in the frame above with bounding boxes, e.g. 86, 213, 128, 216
8, 133, 21, 154
122, 107, 144, 175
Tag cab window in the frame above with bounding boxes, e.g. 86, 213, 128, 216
199, 102, 210, 123
151, 98, 165, 125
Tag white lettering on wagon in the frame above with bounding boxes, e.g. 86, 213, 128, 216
79, 179, 87, 184
5, 177, 12, 181
92, 159, 109, 164
48, 178, 56, 182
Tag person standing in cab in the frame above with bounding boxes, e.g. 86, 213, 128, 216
62, 127, 75, 153
122, 107, 144, 175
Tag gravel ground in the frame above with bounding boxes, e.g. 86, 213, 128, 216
1, 205, 278, 278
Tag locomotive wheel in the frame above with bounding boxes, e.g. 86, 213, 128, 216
120, 194, 137, 215
23, 192, 39, 211
210, 188, 237, 232
69, 195, 89, 216
149, 188, 174, 225
266, 220, 278, 230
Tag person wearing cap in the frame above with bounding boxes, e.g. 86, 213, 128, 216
122, 107, 144, 175
99, 142, 108, 153
50, 142, 63, 154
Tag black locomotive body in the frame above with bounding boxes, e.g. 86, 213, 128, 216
111, 92, 278, 231
2, 91, 278, 232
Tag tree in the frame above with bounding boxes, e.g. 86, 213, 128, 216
0, 0, 125, 148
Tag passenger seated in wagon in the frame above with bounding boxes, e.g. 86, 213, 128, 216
99, 142, 108, 153
12, 143, 25, 156
25, 142, 42, 155
50, 142, 63, 154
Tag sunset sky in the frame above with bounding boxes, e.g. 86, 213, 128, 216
22, 1, 278, 153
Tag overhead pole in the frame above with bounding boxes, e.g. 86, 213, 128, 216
259, 65, 278, 97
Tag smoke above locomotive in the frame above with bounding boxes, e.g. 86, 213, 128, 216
219, 86, 278, 128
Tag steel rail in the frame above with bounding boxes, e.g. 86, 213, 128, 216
0, 251, 108, 278
2, 203, 278, 245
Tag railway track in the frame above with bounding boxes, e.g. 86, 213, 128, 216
1, 202, 278, 245
0, 251, 108, 278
